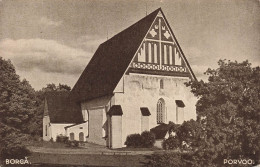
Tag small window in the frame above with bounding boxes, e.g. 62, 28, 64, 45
160, 80, 164, 89
45, 125, 47, 136
80, 127, 83, 129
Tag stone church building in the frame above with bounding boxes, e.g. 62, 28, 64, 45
43, 8, 197, 148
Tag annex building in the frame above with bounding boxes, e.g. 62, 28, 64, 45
43, 8, 197, 148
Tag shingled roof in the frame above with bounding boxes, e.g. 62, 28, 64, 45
45, 91, 84, 123
70, 8, 196, 102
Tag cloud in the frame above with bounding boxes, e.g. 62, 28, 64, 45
0, 38, 92, 75
74, 35, 106, 51
185, 46, 204, 60
0, 38, 93, 89
190, 65, 209, 81
38, 17, 62, 27
17, 68, 81, 90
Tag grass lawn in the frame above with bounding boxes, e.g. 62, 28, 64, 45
23, 140, 163, 166
25, 140, 85, 149
29, 152, 150, 167
25, 140, 67, 148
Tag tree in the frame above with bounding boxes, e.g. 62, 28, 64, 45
0, 123, 31, 159
176, 119, 204, 151
185, 60, 260, 165
32, 83, 72, 136
148, 152, 183, 167
0, 57, 72, 160
0, 57, 37, 133
41, 83, 71, 92
0, 57, 35, 159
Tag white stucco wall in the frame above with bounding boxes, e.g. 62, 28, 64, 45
114, 73, 197, 147
111, 116, 122, 148
81, 97, 110, 146
82, 109, 89, 121
79, 74, 197, 148
141, 116, 150, 132
66, 122, 88, 141
50, 123, 73, 141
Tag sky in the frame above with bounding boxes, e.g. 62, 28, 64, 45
0, 0, 259, 90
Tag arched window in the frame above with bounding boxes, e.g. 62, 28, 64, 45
157, 98, 165, 123
160, 79, 164, 89
79, 132, 84, 142
70, 133, 74, 141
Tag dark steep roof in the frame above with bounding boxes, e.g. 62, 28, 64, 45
64, 121, 87, 129
70, 8, 196, 102
70, 8, 161, 102
45, 91, 84, 123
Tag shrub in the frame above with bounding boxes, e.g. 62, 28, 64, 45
1, 144, 31, 160
56, 135, 69, 144
67, 140, 79, 147
141, 131, 155, 147
148, 153, 183, 167
125, 131, 156, 148
167, 121, 180, 137
176, 119, 204, 150
124, 134, 142, 147
148, 152, 212, 167
0, 127, 31, 160
162, 136, 181, 150
32, 135, 41, 141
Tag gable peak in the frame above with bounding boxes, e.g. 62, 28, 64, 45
125, 8, 197, 80
157, 10, 163, 17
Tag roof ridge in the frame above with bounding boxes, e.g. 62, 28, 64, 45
100, 8, 161, 46
70, 8, 162, 102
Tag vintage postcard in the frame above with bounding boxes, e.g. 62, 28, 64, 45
0, 0, 259, 166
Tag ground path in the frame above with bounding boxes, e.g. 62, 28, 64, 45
28, 145, 155, 155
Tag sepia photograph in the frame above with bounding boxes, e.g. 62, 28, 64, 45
0, 0, 259, 166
